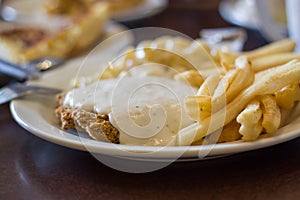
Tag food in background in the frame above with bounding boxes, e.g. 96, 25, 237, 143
0, 2, 109, 63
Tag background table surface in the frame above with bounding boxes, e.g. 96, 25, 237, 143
1, 1, 300, 199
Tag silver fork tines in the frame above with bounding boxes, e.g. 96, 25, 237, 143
0, 58, 63, 81
0, 82, 62, 104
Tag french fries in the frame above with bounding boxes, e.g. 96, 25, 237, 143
177, 38, 300, 146
174, 70, 204, 88
217, 39, 299, 72
96, 36, 300, 146
185, 95, 212, 121
185, 56, 254, 121
204, 120, 241, 144
236, 38, 296, 59
251, 53, 300, 72
184, 74, 220, 121
99, 36, 218, 80
260, 95, 281, 134
212, 56, 254, 108
275, 82, 300, 109
236, 95, 281, 141
236, 99, 263, 141
196, 74, 221, 96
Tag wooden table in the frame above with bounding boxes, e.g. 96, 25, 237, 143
1, 1, 300, 199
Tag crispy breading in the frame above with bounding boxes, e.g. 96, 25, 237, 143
73, 110, 119, 143
55, 98, 119, 143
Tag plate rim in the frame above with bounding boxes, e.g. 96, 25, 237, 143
9, 97, 300, 161
112, 0, 169, 22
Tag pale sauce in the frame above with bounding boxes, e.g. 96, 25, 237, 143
63, 74, 196, 146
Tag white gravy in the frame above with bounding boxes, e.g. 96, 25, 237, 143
63, 75, 196, 146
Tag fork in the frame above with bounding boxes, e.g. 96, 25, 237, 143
0, 81, 62, 104
0, 58, 63, 81
0, 57, 63, 104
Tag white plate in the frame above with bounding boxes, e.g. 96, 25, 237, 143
10, 93, 300, 161
2, 0, 168, 23
111, 0, 168, 22
219, 0, 259, 30
9, 33, 300, 162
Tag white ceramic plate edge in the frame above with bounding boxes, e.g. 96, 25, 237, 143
112, 0, 168, 22
10, 96, 300, 161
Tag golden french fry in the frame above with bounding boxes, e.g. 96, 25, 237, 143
197, 67, 221, 78
215, 120, 241, 143
174, 70, 204, 88
238, 39, 296, 59
280, 108, 294, 126
194, 39, 211, 53
225, 56, 254, 99
212, 56, 254, 111
197, 74, 221, 96
99, 60, 125, 80
212, 69, 237, 102
194, 120, 241, 145
275, 82, 300, 109
99, 67, 117, 80
282, 102, 300, 125
183, 39, 212, 62
254, 60, 300, 94
185, 95, 211, 121
251, 53, 300, 72
191, 138, 204, 145
217, 39, 297, 71
259, 94, 281, 134
218, 50, 237, 71
236, 99, 263, 141
185, 74, 222, 121
165, 36, 192, 49
178, 60, 300, 146
108, 36, 220, 81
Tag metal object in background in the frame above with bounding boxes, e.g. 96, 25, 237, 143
0, 82, 61, 104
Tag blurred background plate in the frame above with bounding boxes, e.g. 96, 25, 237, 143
1, 0, 168, 23
112, 0, 168, 22
218, 0, 259, 30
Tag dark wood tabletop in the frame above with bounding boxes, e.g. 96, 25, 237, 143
1, 1, 300, 199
